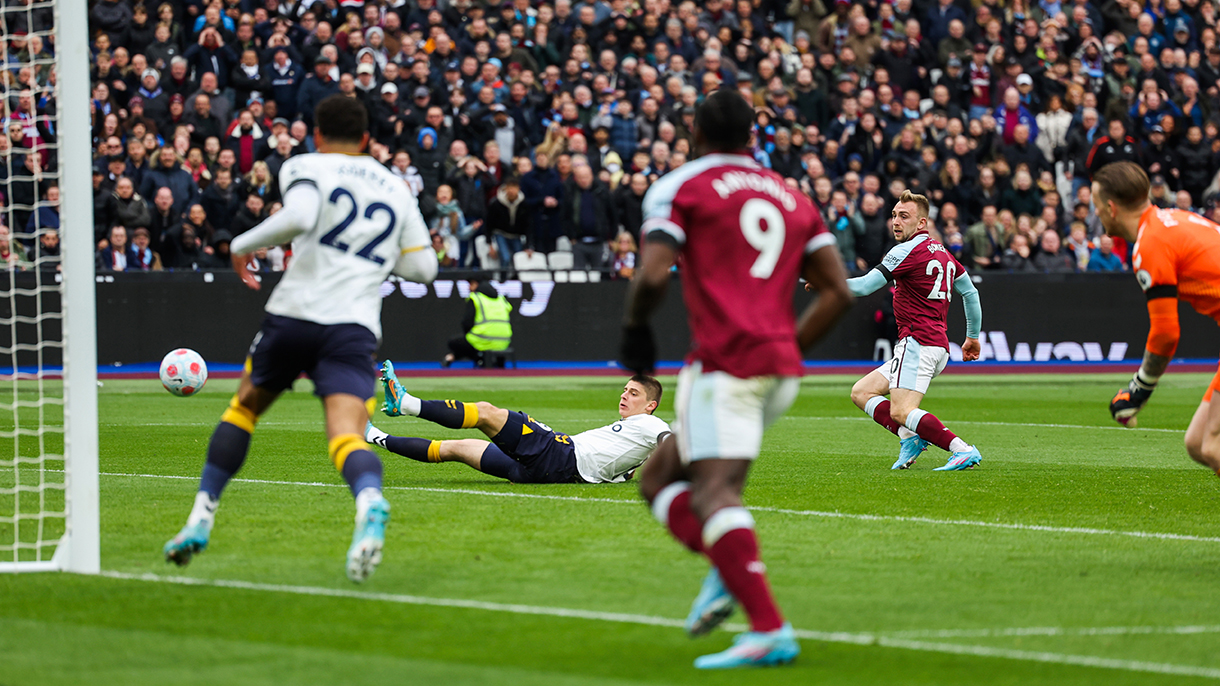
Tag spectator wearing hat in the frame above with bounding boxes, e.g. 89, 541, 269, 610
136, 68, 169, 123
268, 49, 305, 121
353, 63, 380, 105
1141, 125, 1181, 190
484, 103, 531, 164
371, 82, 405, 148
297, 54, 340, 127
1149, 174, 1176, 208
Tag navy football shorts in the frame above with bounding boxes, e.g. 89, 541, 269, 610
489, 410, 586, 484
247, 314, 378, 400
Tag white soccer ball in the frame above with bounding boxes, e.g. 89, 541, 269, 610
160, 348, 208, 397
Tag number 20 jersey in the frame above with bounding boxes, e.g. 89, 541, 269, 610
878, 231, 966, 350
641, 153, 833, 378
267, 153, 430, 340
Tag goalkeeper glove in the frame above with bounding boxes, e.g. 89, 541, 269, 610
619, 324, 657, 375
1110, 372, 1156, 427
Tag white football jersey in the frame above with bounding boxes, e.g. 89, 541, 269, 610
264, 153, 430, 339
572, 413, 671, 484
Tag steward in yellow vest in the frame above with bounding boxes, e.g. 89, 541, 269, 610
443, 280, 513, 367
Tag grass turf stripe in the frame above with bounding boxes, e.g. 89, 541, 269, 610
97, 470, 1220, 544
96, 570, 1220, 680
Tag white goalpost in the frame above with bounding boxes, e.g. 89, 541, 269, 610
0, 0, 99, 573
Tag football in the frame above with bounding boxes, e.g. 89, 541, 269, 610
159, 348, 209, 397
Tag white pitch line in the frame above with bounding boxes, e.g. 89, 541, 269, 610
96, 570, 1220, 680
788, 416, 1183, 434
97, 471, 1220, 544
890, 625, 1220, 639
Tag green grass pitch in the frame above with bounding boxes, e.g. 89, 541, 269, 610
5, 372, 1220, 685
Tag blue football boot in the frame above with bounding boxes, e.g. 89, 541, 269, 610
694, 623, 800, 669
346, 494, 390, 582
379, 360, 408, 416
934, 446, 982, 471
164, 520, 211, 567
892, 436, 928, 470
685, 567, 737, 637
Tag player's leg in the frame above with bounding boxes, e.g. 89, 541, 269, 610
686, 371, 800, 668
165, 320, 296, 566
887, 342, 980, 471
365, 426, 530, 482
322, 392, 390, 582
854, 340, 927, 469
378, 361, 510, 437
1184, 371, 1220, 471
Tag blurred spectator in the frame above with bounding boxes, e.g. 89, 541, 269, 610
129, 229, 163, 271
1066, 223, 1093, 271
0, 226, 29, 270
200, 168, 240, 232
32, 229, 60, 270
562, 164, 615, 269
1087, 235, 1127, 272
522, 150, 565, 252
97, 225, 137, 272
1031, 230, 1076, 273
1000, 234, 1034, 272
140, 147, 199, 220
104, 177, 151, 234
613, 172, 648, 243
611, 231, 638, 280
485, 176, 532, 267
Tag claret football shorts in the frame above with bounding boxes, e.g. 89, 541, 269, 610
673, 361, 800, 463
878, 336, 950, 395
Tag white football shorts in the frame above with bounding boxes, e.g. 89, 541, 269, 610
673, 361, 800, 463
878, 336, 949, 395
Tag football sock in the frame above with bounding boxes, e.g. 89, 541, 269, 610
702, 507, 784, 633
419, 400, 478, 429
650, 481, 704, 553
340, 449, 384, 497
365, 423, 389, 448
863, 396, 903, 436
198, 400, 257, 499
355, 486, 384, 516
186, 490, 218, 528
905, 409, 961, 453
382, 436, 443, 463
476, 445, 529, 482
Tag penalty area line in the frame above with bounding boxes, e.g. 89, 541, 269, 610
96, 571, 1220, 680
96, 470, 1220, 544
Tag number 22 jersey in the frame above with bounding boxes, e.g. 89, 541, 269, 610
641, 153, 833, 378
266, 153, 431, 339
878, 231, 966, 350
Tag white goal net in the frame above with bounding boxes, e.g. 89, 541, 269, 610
0, 0, 98, 573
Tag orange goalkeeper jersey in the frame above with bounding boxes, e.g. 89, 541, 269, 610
1132, 206, 1220, 357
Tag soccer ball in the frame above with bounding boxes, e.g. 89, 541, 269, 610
160, 348, 208, 396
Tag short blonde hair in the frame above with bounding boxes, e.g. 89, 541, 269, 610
898, 190, 930, 219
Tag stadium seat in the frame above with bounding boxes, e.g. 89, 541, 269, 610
555, 236, 573, 252
518, 271, 551, 282
474, 236, 497, 270
553, 271, 569, 283
513, 250, 549, 271
588, 271, 602, 282
547, 252, 574, 270
568, 270, 589, 283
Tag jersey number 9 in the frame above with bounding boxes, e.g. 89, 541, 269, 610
740, 198, 786, 279
320, 187, 397, 265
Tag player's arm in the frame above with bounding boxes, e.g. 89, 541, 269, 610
620, 231, 678, 374
831, 268, 889, 297
1111, 285, 1179, 426
391, 193, 438, 283
796, 240, 854, 351
229, 181, 320, 290
952, 272, 982, 361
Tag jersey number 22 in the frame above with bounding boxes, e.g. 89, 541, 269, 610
320, 187, 397, 264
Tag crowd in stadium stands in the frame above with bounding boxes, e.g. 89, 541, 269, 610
0, 0, 1206, 275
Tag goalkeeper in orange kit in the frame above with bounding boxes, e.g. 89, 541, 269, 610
1092, 161, 1220, 471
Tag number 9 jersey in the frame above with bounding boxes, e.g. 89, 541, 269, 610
267, 153, 431, 340
640, 153, 833, 378
878, 231, 965, 350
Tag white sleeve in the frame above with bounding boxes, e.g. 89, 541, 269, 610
392, 246, 439, 283
640, 174, 687, 245
230, 182, 320, 255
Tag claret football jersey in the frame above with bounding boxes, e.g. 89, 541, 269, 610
640, 153, 833, 378
877, 231, 966, 350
